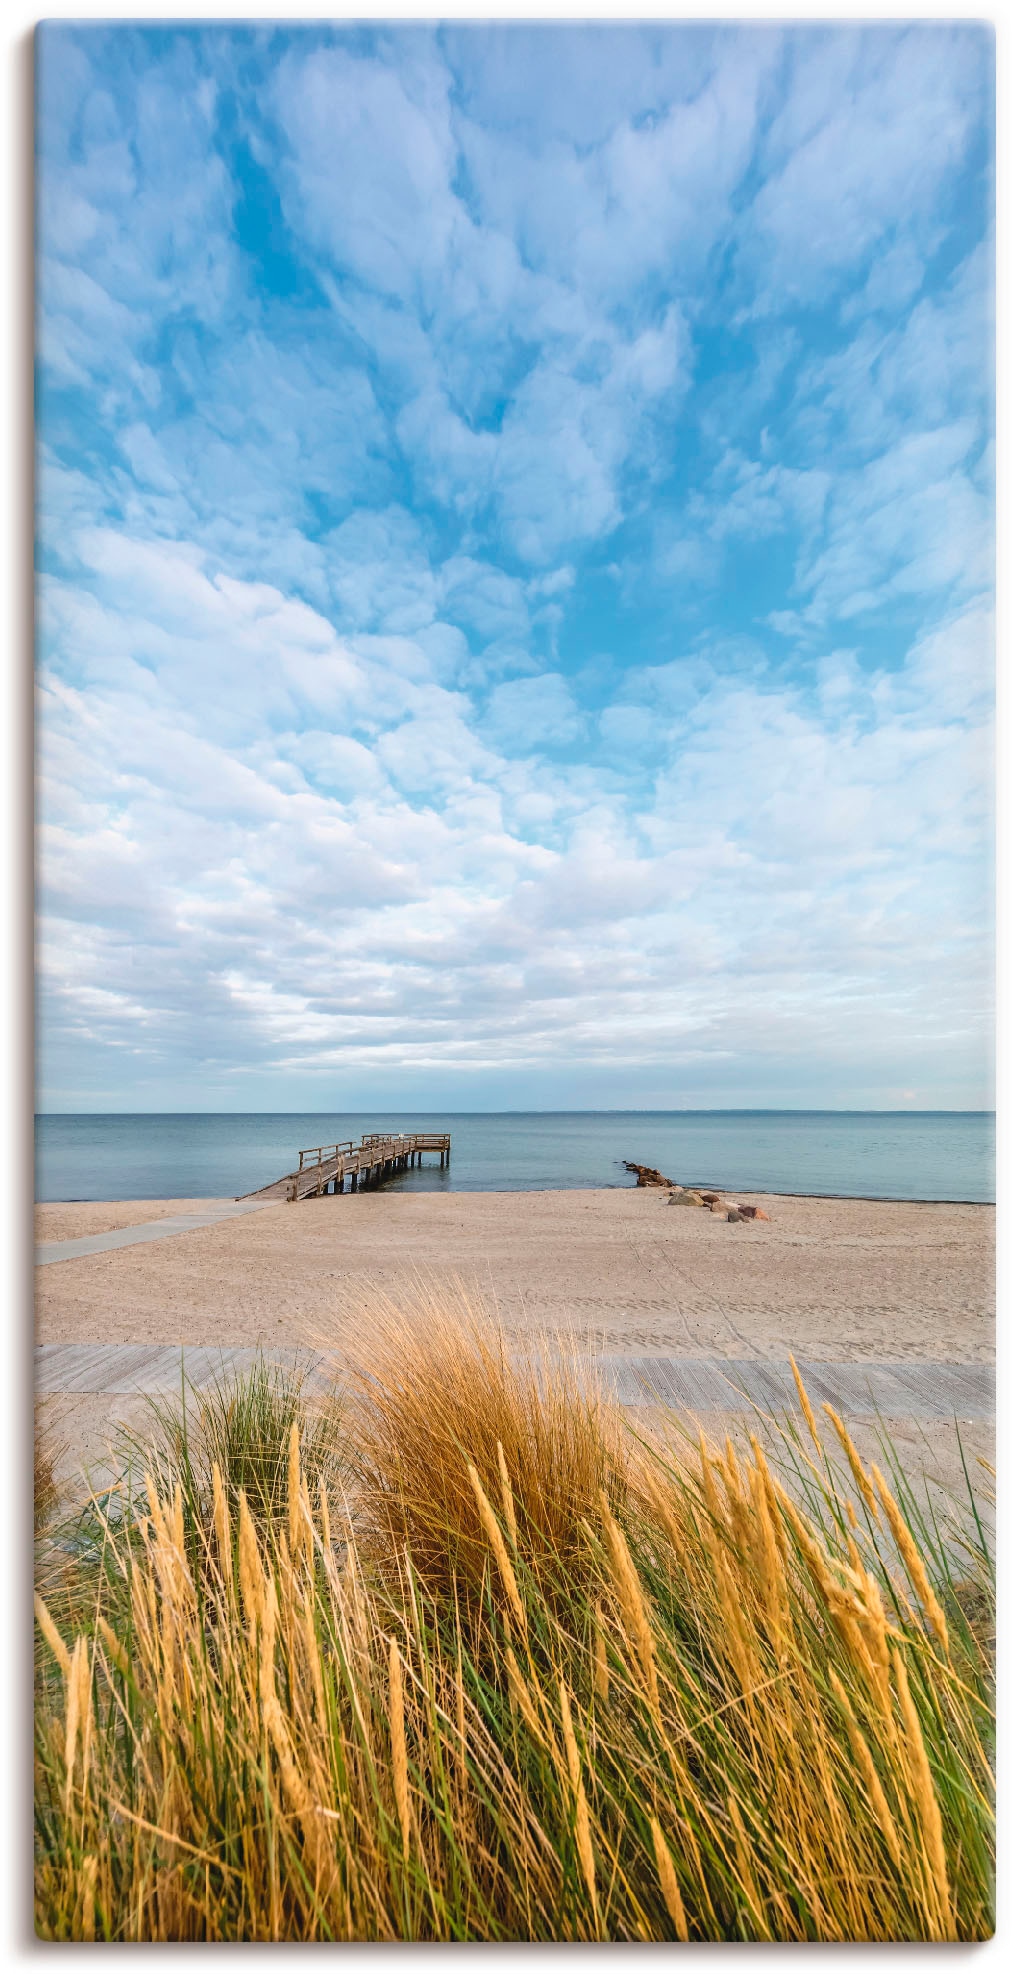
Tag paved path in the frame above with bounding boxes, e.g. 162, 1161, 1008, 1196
33, 1346, 994, 1419
36, 1201, 268, 1267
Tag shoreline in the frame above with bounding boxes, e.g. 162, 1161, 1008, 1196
37, 1182, 996, 1208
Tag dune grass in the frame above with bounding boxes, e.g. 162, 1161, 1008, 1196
34, 1409, 63, 1535
119, 1350, 348, 1534
345, 1290, 626, 1605
34, 1316, 994, 1942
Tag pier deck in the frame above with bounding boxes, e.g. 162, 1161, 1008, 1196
238, 1131, 451, 1202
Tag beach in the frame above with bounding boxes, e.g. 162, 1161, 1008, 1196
36, 1185, 994, 1497
33, 1178, 997, 1938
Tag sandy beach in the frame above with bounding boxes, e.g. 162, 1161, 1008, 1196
36, 1185, 993, 1360
35, 1198, 227, 1243
36, 1186, 994, 1500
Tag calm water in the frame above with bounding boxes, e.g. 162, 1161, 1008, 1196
35, 1111, 994, 1204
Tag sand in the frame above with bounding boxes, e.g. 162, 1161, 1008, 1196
35, 1198, 234, 1243
34, 1186, 994, 1507
35, 1186, 994, 1363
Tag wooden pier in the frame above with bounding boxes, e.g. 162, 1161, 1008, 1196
238, 1132, 451, 1203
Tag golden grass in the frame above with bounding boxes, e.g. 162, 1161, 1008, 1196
34, 1409, 63, 1534
34, 1318, 994, 1942
340, 1286, 625, 1604
121, 1352, 346, 1535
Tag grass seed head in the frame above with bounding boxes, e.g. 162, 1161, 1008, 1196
822, 1405, 878, 1517
651, 1818, 689, 1941
468, 1462, 526, 1637
872, 1466, 949, 1656
892, 1645, 954, 1939
35, 1592, 72, 1679
599, 1490, 659, 1721
789, 1356, 822, 1452
389, 1634, 411, 1853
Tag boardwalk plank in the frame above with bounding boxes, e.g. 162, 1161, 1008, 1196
718, 1360, 797, 1412
35, 1346, 995, 1420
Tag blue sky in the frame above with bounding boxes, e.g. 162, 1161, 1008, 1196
35, 19, 994, 1112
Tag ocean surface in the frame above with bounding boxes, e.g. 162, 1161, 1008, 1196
35, 1111, 995, 1205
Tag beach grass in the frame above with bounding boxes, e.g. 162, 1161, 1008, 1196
34, 1410, 62, 1535
34, 1319, 994, 1941
118, 1350, 348, 1536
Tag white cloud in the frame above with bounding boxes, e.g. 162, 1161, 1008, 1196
742, 26, 988, 307
271, 38, 698, 565
275, 43, 459, 303
483, 673, 587, 753
793, 423, 990, 624
36, 528, 992, 1104
34, 23, 993, 1106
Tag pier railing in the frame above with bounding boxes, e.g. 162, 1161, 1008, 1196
298, 1141, 357, 1171
239, 1132, 451, 1202
297, 1133, 450, 1171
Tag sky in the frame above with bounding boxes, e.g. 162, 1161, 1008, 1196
34, 18, 994, 1113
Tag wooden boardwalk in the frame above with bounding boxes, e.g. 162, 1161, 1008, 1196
34, 1346, 994, 1419
239, 1132, 451, 1203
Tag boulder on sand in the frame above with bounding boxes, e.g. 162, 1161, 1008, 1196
726, 1208, 743, 1223
735, 1205, 758, 1220
669, 1189, 705, 1207
754, 1208, 771, 1222
701, 1192, 721, 1205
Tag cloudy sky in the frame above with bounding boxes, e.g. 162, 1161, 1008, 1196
35, 19, 993, 1113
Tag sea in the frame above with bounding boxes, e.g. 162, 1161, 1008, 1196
35, 1111, 995, 1206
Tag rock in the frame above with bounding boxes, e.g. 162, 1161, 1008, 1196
709, 1204, 727, 1218
754, 1208, 770, 1222
735, 1205, 758, 1220
701, 1192, 720, 1205
624, 1162, 677, 1188
669, 1189, 704, 1206
726, 1208, 743, 1223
